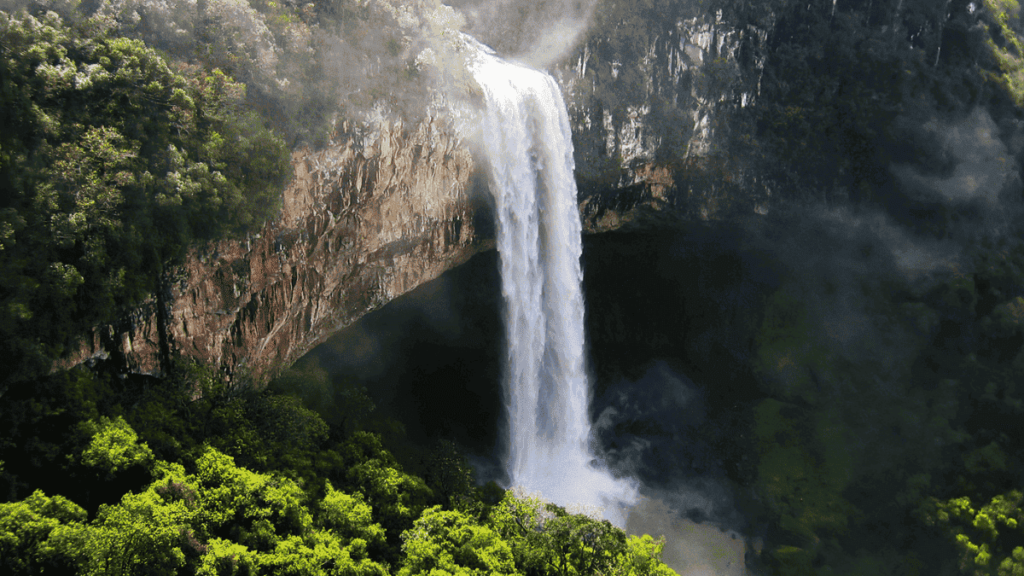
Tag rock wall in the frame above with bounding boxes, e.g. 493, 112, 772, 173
557, 1, 777, 223
63, 1, 783, 380
65, 117, 489, 381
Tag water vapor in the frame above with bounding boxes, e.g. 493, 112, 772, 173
448, 0, 597, 67
891, 109, 1024, 238
593, 362, 741, 522
592, 361, 752, 574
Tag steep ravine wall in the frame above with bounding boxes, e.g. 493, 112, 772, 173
64, 4, 782, 380
63, 117, 488, 381
560, 3, 776, 227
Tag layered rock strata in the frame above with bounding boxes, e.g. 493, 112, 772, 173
65, 118, 486, 381
558, 4, 776, 222
64, 3, 783, 379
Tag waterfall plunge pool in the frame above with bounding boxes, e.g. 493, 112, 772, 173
295, 224, 779, 575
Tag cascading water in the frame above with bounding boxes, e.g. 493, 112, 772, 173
468, 41, 638, 524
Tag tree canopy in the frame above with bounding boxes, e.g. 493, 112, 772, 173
0, 367, 680, 576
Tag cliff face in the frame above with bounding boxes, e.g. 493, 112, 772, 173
67, 118, 488, 380
557, 2, 777, 228
67, 2, 779, 379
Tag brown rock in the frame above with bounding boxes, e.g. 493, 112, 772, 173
62, 117, 490, 383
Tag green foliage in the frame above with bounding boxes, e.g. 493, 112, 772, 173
532, 509, 626, 576
165, 446, 388, 576
744, 0, 994, 201
753, 401, 854, 533
0, 10, 290, 385
45, 488, 196, 576
319, 483, 386, 547
983, 0, 1024, 105
612, 534, 676, 576
334, 431, 433, 559
257, 529, 389, 576
140, 359, 331, 481
399, 506, 519, 576
0, 490, 85, 575
0, 366, 119, 504
743, 237, 1024, 573
17, 435, 391, 576
79, 416, 155, 478
0, 359, 336, 512
488, 490, 673, 576
195, 538, 258, 576
270, 359, 376, 435
0, 358, 685, 576
922, 491, 1024, 575
421, 440, 475, 510
488, 489, 563, 574
754, 288, 836, 402
192, 447, 313, 547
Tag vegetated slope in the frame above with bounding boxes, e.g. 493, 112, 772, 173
0, 358, 679, 576
0, 0, 479, 389
0, 4, 678, 575
0, 10, 290, 385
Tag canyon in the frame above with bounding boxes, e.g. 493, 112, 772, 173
62, 6, 776, 381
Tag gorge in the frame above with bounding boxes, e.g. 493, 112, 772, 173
60, 0, 779, 382
10, 0, 1024, 574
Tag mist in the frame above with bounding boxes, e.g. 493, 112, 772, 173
447, 0, 597, 67
7, 0, 1023, 571
890, 108, 1024, 239
3, 0, 487, 146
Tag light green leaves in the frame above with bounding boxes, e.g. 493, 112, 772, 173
614, 534, 676, 576
320, 483, 385, 546
28, 443, 393, 576
0, 491, 86, 575
79, 416, 155, 477
195, 538, 257, 576
339, 432, 433, 533
2, 411, 678, 576
399, 506, 519, 576
193, 447, 312, 542
984, 0, 1024, 105
46, 489, 194, 576
488, 490, 676, 576
923, 490, 1024, 575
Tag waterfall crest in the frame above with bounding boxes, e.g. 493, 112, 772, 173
469, 42, 637, 523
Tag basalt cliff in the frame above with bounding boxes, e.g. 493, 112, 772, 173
65, 6, 776, 381
64, 118, 488, 380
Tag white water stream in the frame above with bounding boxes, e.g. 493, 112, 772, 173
469, 42, 638, 524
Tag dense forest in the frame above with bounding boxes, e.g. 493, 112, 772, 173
2, 0, 1024, 574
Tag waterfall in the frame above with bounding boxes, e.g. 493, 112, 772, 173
469, 42, 637, 523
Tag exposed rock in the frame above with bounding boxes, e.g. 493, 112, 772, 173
62, 2, 783, 380
558, 2, 776, 220
63, 117, 489, 381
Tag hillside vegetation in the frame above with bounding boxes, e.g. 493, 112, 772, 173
3, 0, 1024, 575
